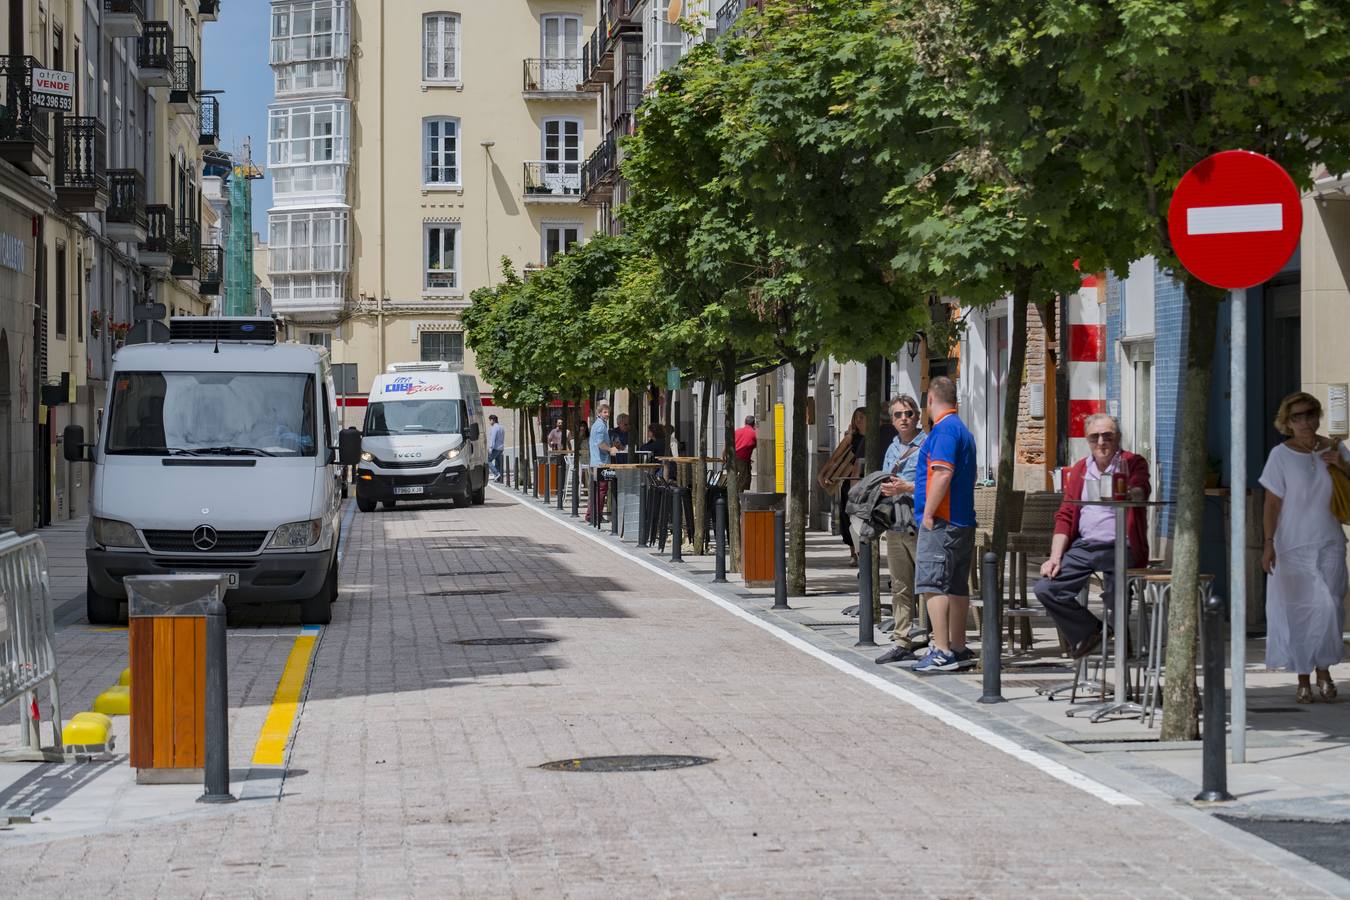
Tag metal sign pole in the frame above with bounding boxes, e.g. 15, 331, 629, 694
1231, 287, 1247, 764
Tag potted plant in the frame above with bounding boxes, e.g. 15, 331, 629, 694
109, 321, 131, 349
89, 308, 103, 338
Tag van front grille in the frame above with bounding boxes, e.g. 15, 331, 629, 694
142, 530, 268, 553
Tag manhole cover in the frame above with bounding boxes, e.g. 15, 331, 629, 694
424, 588, 508, 597
434, 570, 506, 577
539, 754, 714, 772
453, 637, 557, 646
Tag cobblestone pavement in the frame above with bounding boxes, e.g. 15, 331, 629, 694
0, 493, 1345, 897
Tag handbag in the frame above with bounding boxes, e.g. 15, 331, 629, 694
1330, 443, 1350, 525
817, 433, 857, 492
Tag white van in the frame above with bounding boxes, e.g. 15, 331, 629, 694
354, 363, 490, 512
63, 318, 361, 625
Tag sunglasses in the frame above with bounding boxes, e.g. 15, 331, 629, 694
1289, 409, 1320, 422
1086, 432, 1118, 444
891, 409, 917, 419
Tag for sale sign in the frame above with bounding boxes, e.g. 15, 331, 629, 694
32, 68, 74, 112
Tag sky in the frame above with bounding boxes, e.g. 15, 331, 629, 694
202, 1, 273, 238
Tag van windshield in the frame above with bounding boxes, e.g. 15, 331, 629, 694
364, 399, 462, 436
105, 371, 317, 457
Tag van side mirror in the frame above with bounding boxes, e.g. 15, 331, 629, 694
338, 427, 362, 466
464, 422, 480, 442
62, 425, 89, 463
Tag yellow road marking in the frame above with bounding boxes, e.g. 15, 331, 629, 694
251, 631, 318, 765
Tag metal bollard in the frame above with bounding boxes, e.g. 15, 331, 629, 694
714, 496, 728, 583
197, 597, 235, 805
570, 461, 580, 517
610, 478, 619, 535
532, 459, 540, 499
978, 552, 1005, 704
543, 460, 551, 505
1195, 593, 1235, 803
855, 538, 876, 645
557, 460, 565, 511
671, 487, 684, 562
773, 509, 788, 609
638, 483, 650, 547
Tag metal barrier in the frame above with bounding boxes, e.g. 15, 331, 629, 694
0, 532, 64, 762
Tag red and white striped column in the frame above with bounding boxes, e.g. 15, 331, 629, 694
1066, 275, 1106, 463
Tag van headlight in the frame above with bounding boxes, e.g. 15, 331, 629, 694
93, 517, 140, 549
444, 447, 462, 461
360, 451, 374, 462
270, 519, 322, 549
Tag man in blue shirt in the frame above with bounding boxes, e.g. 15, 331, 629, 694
912, 376, 979, 674
587, 403, 615, 521
874, 395, 927, 664
487, 414, 505, 482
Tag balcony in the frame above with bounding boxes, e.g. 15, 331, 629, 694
199, 95, 219, 148
579, 15, 611, 90
199, 245, 223, 295
198, 0, 220, 23
0, 57, 52, 176
55, 116, 108, 212
716, 0, 752, 36
139, 205, 172, 268
170, 47, 197, 114
170, 218, 202, 282
104, 0, 145, 38
106, 169, 148, 243
137, 22, 174, 87
523, 161, 581, 203
523, 58, 585, 99
580, 136, 617, 204
606, 0, 641, 35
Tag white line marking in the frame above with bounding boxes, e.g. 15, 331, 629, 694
1187, 203, 1282, 235
494, 485, 1141, 807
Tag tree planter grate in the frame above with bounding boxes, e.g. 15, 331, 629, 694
453, 636, 557, 646
434, 571, 506, 577
425, 588, 508, 598
539, 754, 715, 773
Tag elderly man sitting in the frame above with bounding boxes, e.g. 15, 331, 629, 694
1033, 413, 1151, 659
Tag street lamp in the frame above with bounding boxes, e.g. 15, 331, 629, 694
906, 332, 925, 361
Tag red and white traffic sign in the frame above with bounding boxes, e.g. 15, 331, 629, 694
1167, 150, 1303, 290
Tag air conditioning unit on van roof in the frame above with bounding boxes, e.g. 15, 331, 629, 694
169, 317, 277, 344
386, 362, 451, 373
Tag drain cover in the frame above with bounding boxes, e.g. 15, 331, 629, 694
424, 588, 508, 597
454, 636, 557, 646
434, 570, 506, 577
539, 754, 714, 773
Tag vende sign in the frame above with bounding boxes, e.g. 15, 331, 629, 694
1167, 150, 1303, 290
31, 68, 74, 112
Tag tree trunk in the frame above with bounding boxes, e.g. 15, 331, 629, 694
693, 383, 711, 555
628, 389, 642, 459
994, 280, 1037, 650
865, 356, 885, 619
723, 347, 743, 572
1161, 283, 1223, 741
788, 356, 811, 595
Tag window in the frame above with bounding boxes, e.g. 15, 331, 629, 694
424, 224, 459, 292
269, 102, 348, 167
270, 274, 345, 305
541, 14, 581, 59
420, 331, 464, 369
306, 331, 332, 352
269, 210, 349, 274
642, 1, 684, 88
423, 14, 460, 83
271, 0, 348, 66
423, 118, 459, 186
275, 59, 345, 96
543, 223, 581, 264
541, 117, 583, 193
55, 246, 67, 338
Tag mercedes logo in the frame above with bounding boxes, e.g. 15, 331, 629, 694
192, 525, 218, 551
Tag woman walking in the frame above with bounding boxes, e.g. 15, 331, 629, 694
1260, 391, 1349, 703
840, 407, 867, 565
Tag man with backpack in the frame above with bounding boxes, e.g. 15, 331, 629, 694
874, 395, 927, 664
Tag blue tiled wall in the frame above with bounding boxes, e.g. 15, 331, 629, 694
1105, 274, 1123, 416
1154, 269, 1188, 536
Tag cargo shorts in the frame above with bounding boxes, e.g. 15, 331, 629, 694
914, 519, 976, 597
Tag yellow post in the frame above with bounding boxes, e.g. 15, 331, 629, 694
774, 402, 786, 494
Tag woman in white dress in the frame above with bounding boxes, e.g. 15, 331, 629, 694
1260, 392, 1350, 704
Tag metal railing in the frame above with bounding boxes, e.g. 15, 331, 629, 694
199, 95, 219, 144
171, 46, 196, 101
581, 134, 617, 197
143, 204, 172, 254
199, 245, 223, 293
523, 160, 581, 197
0, 56, 50, 146
523, 58, 583, 93
105, 0, 146, 16
0, 533, 64, 762
717, 0, 750, 36
198, 0, 220, 17
581, 13, 608, 85
171, 217, 202, 277
55, 116, 107, 191
107, 169, 147, 229
607, 0, 639, 28
137, 21, 173, 71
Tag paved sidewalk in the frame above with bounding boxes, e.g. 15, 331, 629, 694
0, 494, 1344, 896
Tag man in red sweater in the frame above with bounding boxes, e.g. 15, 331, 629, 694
1033, 413, 1151, 659
733, 415, 757, 491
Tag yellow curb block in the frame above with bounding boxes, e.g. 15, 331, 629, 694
92, 684, 130, 716
117, 667, 132, 686
62, 711, 114, 748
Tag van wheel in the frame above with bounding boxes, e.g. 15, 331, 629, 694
382, 500, 397, 510
300, 557, 336, 625
472, 469, 486, 505
357, 493, 376, 513
86, 578, 122, 625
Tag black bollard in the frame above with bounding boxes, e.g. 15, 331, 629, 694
1195, 593, 1235, 803
543, 459, 551, 505
671, 487, 684, 562
773, 509, 788, 610
197, 595, 236, 804
637, 483, 650, 547
610, 476, 619, 535
855, 538, 876, 645
978, 552, 1005, 704
714, 496, 727, 583
556, 459, 565, 511
532, 458, 540, 500
570, 460, 580, 517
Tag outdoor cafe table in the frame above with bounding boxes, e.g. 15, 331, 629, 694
1066, 497, 1173, 723
602, 463, 663, 538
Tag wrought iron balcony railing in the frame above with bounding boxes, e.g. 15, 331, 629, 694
523, 58, 584, 94
170, 46, 196, 105
199, 95, 219, 146
55, 116, 107, 208
523, 161, 581, 198
198, 0, 220, 21
137, 21, 173, 73
580, 134, 618, 200
0, 56, 51, 147
107, 169, 148, 230
717, 0, 750, 36
142, 204, 172, 258
171, 217, 202, 278
199, 245, 223, 294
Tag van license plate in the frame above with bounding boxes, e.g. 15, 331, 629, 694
173, 571, 239, 589
394, 486, 425, 496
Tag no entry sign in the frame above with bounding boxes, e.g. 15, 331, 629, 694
1167, 150, 1302, 290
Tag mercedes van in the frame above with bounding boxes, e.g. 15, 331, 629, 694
63, 318, 362, 625
354, 363, 490, 511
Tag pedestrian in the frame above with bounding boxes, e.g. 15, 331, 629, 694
639, 422, 667, 457
1260, 391, 1348, 704
487, 414, 505, 483
612, 413, 631, 463
733, 415, 757, 491
547, 417, 570, 452
911, 377, 979, 673
1032, 413, 1150, 659
587, 403, 615, 521
874, 395, 927, 664
840, 407, 867, 565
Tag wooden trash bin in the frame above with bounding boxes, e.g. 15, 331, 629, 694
535, 460, 562, 495
740, 492, 785, 587
126, 574, 230, 784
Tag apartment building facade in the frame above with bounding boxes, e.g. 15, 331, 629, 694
267, 0, 600, 420
0, 0, 221, 529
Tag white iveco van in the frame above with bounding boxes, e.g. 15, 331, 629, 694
354, 362, 490, 511
64, 318, 362, 625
